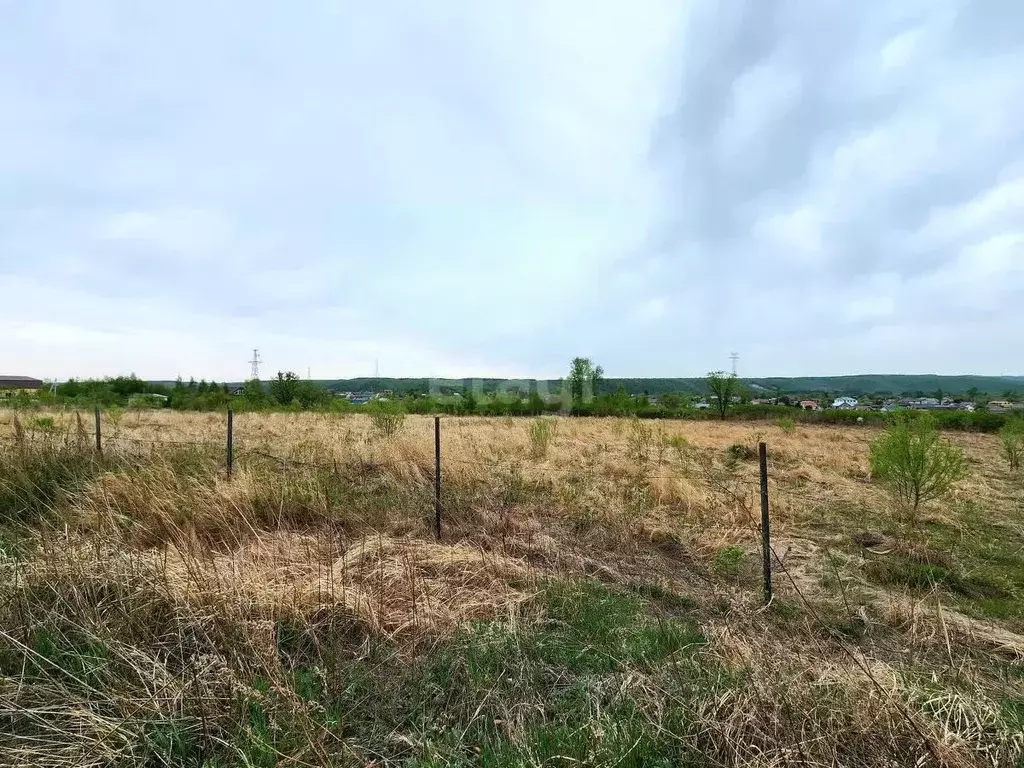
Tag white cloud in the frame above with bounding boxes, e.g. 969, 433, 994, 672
1, 1, 1023, 380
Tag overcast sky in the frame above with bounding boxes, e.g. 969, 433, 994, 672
2, 1, 1022, 381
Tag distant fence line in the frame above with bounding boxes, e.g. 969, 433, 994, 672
3, 411, 785, 601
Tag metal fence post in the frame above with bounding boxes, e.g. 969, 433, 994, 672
759, 442, 772, 604
227, 409, 234, 478
434, 416, 442, 540
94, 407, 102, 455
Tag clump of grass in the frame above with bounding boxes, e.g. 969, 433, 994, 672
528, 417, 556, 459
31, 416, 56, 432
665, 434, 691, 468
712, 544, 747, 577
628, 418, 653, 463
725, 442, 756, 465
654, 424, 669, 464
11, 414, 25, 446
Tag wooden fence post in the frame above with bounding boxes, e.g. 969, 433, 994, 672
759, 442, 772, 604
94, 407, 102, 455
434, 416, 442, 540
226, 409, 234, 478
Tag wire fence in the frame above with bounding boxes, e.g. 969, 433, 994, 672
2, 409, 845, 552
0, 410, 948, 759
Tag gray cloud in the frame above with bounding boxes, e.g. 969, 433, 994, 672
1, 1, 1022, 379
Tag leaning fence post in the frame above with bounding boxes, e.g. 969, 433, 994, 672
434, 416, 442, 540
94, 407, 102, 455
759, 442, 772, 603
226, 409, 234, 478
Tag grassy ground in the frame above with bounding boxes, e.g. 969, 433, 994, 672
1, 410, 1022, 766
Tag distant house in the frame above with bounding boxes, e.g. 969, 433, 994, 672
693, 401, 711, 410
0, 375, 43, 398
988, 400, 1014, 413
832, 397, 858, 409
799, 400, 820, 411
342, 392, 374, 405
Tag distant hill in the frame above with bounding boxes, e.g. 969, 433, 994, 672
178, 374, 1024, 398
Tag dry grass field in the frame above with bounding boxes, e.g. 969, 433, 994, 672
1, 410, 1022, 766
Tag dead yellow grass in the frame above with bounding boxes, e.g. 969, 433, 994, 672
3, 410, 1023, 766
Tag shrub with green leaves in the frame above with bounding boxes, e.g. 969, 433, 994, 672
369, 403, 405, 438
869, 415, 968, 525
1000, 419, 1024, 471
775, 417, 796, 433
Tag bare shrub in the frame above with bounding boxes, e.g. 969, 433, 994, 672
370, 405, 405, 438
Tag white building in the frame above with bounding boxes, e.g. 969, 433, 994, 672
832, 397, 858, 409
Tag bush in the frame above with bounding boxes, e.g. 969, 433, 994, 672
869, 415, 968, 526
528, 417, 556, 459
369, 404, 405, 438
725, 443, 756, 463
774, 417, 796, 433
1001, 419, 1024, 470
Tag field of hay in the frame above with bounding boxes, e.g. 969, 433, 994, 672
1, 410, 1022, 767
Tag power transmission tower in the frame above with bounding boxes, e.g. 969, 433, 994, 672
730, 352, 739, 377
249, 349, 262, 380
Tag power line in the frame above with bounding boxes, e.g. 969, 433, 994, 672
249, 349, 261, 380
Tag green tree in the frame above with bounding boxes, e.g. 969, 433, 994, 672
241, 378, 267, 406
659, 392, 684, 410
568, 357, 604, 408
527, 390, 545, 415
269, 371, 300, 405
706, 371, 738, 420
294, 380, 331, 408
869, 415, 968, 527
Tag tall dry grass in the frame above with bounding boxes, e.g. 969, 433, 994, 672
1, 411, 1022, 766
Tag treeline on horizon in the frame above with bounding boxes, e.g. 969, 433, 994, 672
140, 373, 1024, 399
5, 372, 1022, 433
